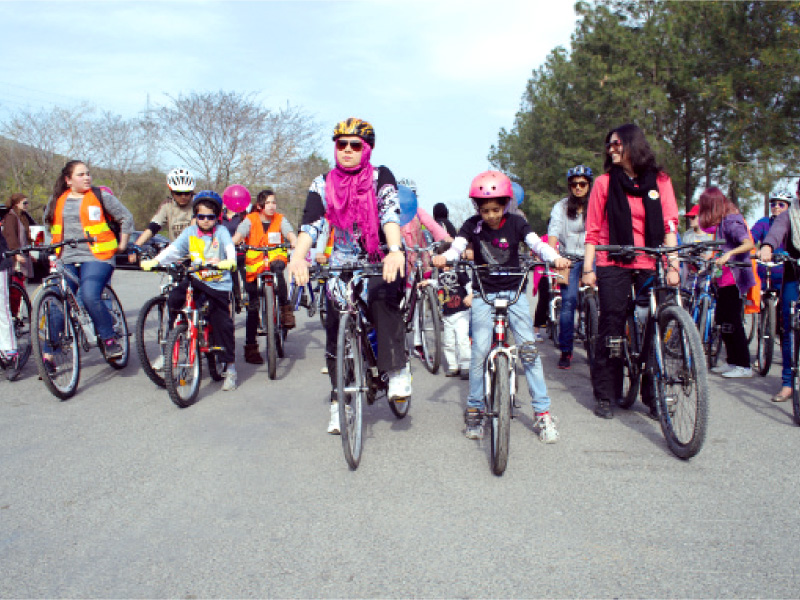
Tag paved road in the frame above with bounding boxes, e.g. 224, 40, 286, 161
2, 270, 799, 598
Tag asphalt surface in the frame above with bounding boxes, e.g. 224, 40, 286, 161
1, 270, 799, 598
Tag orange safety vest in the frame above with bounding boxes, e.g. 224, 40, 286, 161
243, 212, 288, 282
50, 189, 118, 260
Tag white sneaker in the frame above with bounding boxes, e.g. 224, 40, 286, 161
321, 365, 329, 374
327, 401, 340, 434
711, 363, 733, 374
152, 354, 164, 372
222, 369, 237, 391
387, 364, 412, 400
721, 365, 754, 378
534, 412, 559, 443
533, 332, 544, 343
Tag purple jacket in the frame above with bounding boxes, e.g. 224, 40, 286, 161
718, 214, 756, 295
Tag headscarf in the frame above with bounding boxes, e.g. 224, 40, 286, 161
324, 142, 382, 256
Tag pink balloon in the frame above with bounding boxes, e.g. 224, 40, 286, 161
223, 184, 252, 213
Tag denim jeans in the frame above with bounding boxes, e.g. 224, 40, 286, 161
558, 260, 583, 354
468, 291, 551, 414
781, 280, 799, 387
64, 261, 116, 340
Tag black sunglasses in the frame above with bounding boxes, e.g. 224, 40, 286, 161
195, 214, 217, 221
605, 139, 623, 149
770, 201, 789, 208
336, 139, 363, 151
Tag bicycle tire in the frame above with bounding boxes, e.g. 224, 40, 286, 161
264, 285, 277, 379
617, 314, 641, 409
708, 323, 722, 369
289, 282, 302, 311
417, 286, 442, 374
656, 305, 709, 459
583, 293, 598, 370
756, 297, 776, 377
744, 309, 757, 344
100, 286, 129, 369
490, 353, 511, 476
318, 286, 327, 327
337, 311, 364, 470
550, 297, 561, 348
792, 327, 800, 426
207, 351, 226, 382
10, 281, 32, 371
32, 288, 80, 400
135, 295, 170, 388
164, 321, 202, 408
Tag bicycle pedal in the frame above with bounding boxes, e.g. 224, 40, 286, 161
518, 341, 538, 364
208, 346, 224, 352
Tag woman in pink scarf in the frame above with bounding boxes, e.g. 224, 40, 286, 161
287, 118, 410, 435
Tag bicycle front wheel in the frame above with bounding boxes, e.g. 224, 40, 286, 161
32, 288, 80, 400
10, 280, 32, 371
755, 298, 776, 377
337, 311, 364, 470
164, 322, 202, 408
263, 285, 278, 379
617, 314, 641, 409
100, 285, 129, 369
417, 286, 442, 374
656, 305, 709, 459
490, 353, 511, 476
136, 295, 169, 387
744, 308, 757, 344
549, 297, 561, 348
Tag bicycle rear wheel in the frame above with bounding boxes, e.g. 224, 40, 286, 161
164, 322, 202, 408
100, 285, 129, 369
417, 286, 442, 374
10, 280, 32, 371
755, 297, 776, 377
337, 312, 364, 469
656, 305, 709, 459
583, 293, 598, 370
490, 353, 511, 476
136, 295, 169, 387
32, 288, 80, 400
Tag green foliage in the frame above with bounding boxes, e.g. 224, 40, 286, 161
492, 0, 800, 219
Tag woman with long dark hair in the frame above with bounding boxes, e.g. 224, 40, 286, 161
582, 124, 680, 419
698, 187, 755, 378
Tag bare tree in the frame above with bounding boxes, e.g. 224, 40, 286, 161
156, 91, 320, 190
89, 111, 149, 197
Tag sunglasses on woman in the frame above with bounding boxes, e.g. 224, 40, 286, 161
569, 181, 589, 189
336, 139, 363, 152
605, 139, 623, 150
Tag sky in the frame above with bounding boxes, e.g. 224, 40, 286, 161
0, 0, 578, 218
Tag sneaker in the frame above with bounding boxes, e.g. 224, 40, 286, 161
327, 401, 340, 434
222, 369, 238, 391
4, 353, 21, 381
533, 332, 544, 343
321, 365, 329, 375
151, 354, 164, 372
413, 345, 425, 361
103, 338, 123, 359
445, 369, 460, 377
43, 358, 57, 377
711, 363, 733, 375
594, 398, 614, 419
387, 364, 412, 400
721, 365, 754, 378
533, 412, 559, 443
557, 352, 572, 370
464, 408, 484, 439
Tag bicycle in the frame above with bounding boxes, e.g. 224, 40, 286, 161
240, 243, 292, 380
135, 258, 188, 388
405, 243, 443, 374
543, 266, 563, 348
31, 238, 130, 400
318, 258, 408, 470
558, 252, 599, 369
681, 240, 726, 369
1, 246, 34, 379
449, 258, 542, 476
754, 259, 780, 377
163, 262, 233, 408
596, 243, 709, 460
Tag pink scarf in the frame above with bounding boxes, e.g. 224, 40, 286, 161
325, 143, 382, 257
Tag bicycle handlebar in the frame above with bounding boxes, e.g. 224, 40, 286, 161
36, 238, 95, 253
239, 243, 293, 253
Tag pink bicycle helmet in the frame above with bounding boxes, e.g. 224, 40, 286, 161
469, 170, 513, 200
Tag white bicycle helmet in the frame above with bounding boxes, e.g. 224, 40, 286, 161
166, 168, 195, 193
769, 189, 793, 203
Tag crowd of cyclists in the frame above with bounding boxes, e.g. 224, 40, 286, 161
2, 117, 799, 451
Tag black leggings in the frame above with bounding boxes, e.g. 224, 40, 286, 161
244, 260, 289, 345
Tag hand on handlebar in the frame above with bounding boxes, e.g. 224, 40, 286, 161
287, 257, 309, 287
382, 250, 405, 283
216, 259, 236, 271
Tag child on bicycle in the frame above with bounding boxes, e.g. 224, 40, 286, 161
141, 191, 238, 391
433, 171, 569, 442
432, 243, 472, 379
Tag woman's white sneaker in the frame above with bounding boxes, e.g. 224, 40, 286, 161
721, 365, 753, 378
327, 401, 340, 434
711, 363, 733, 375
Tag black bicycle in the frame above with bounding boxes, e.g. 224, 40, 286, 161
405, 243, 443, 374
597, 243, 709, 459
0, 246, 34, 379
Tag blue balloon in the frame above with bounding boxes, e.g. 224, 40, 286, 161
397, 185, 418, 226
511, 182, 525, 206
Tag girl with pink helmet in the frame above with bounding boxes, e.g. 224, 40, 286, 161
433, 170, 569, 442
